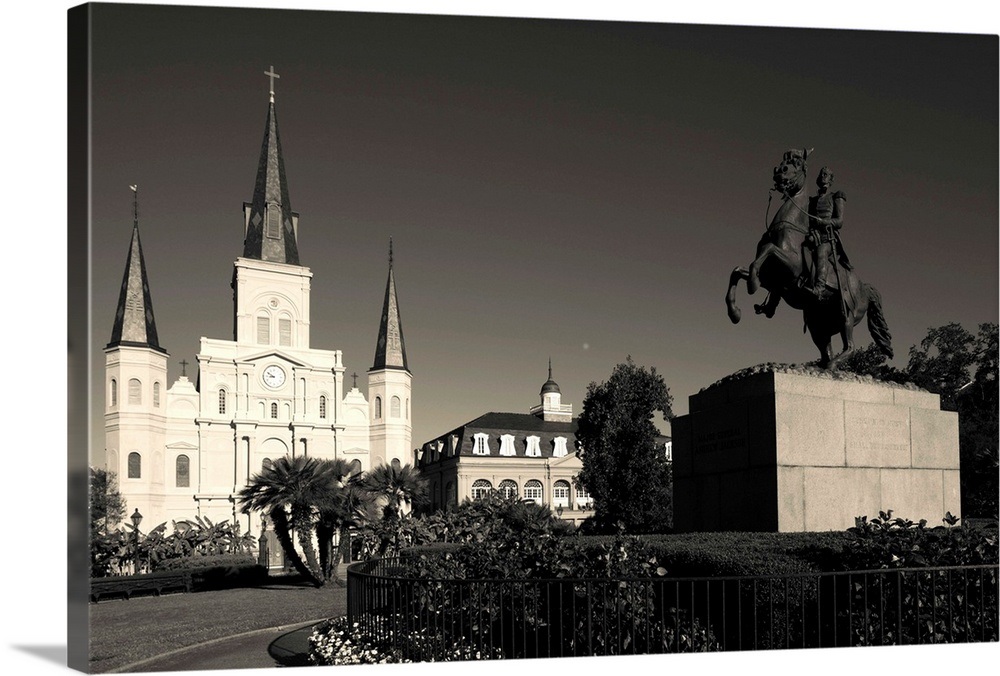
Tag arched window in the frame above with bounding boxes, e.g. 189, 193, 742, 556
153, 382, 161, 407
390, 396, 401, 417
406, 398, 410, 419
128, 378, 142, 405
375, 396, 382, 419
553, 480, 570, 507
498, 480, 518, 500
127, 452, 141, 479
391, 458, 401, 470
218, 389, 226, 415
176, 455, 190, 487
319, 395, 327, 419
278, 317, 292, 346
256, 315, 270, 344
446, 481, 456, 507
575, 483, 592, 505
110, 379, 117, 407
262, 458, 273, 470
349, 459, 362, 476
524, 480, 543, 504
270, 402, 278, 419
471, 479, 493, 500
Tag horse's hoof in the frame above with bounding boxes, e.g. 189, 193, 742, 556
728, 306, 742, 324
753, 304, 775, 318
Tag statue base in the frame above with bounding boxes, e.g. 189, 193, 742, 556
672, 366, 960, 532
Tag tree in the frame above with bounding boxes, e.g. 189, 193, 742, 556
89, 467, 126, 537
361, 463, 429, 555
575, 357, 674, 534
237, 455, 330, 587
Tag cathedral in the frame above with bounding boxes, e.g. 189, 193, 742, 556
103, 79, 412, 538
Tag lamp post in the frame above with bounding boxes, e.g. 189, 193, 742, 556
258, 515, 269, 570
130, 509, 143, 575
556, 504, 564, 518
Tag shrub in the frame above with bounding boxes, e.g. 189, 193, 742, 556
839, 510, 999, 570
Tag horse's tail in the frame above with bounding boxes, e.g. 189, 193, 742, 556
865, 283, 893, 359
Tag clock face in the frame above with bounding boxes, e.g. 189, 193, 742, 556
262, 365, 286, 389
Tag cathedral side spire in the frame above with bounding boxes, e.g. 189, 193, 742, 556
108, 185, 164, 352
242, 67, 300, 265
371, 238, 409, 372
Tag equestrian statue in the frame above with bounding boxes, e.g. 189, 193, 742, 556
725, 148, 893, 369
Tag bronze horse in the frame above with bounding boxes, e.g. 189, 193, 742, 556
725, 149, 893, 368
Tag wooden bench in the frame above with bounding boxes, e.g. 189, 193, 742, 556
90, 572, 192, 602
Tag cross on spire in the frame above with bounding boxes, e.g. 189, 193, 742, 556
351, 372, 358, 388
130, 184, 138, 228
264, 66, 280, 102
388, 237, 393, 268
180, 359, 189, 377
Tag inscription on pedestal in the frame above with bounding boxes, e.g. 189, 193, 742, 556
845, 402, 910, 467
695, 426, 747, 454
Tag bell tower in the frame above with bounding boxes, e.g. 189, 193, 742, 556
368, 239, 412, 467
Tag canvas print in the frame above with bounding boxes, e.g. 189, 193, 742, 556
68, 2, 998, 673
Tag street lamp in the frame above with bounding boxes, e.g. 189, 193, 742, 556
130, 509, 143, 574
556, 505, 564, 518
258, 515, 269, 570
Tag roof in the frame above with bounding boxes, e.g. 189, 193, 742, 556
107, 220, 165, 353
422, 411, 578, 461
371, 240, 409, 372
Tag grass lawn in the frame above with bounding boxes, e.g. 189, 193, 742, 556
88, 575, 347, 673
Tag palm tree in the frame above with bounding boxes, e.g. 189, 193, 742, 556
361, 463, 429, 556
237, 455, 329, 587
311, 458, 355, 582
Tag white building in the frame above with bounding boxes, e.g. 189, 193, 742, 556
103, 84, 412, 538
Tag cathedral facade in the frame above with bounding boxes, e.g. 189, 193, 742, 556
103, 85, 412, 538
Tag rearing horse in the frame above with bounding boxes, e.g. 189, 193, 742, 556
725, 148, 893, 369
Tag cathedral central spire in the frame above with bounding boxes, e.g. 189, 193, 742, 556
242, 67, 300, 265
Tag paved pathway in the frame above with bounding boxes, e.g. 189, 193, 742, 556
113, 621, 321, 672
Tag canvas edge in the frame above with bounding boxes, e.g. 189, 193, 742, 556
68, 2, 92, 672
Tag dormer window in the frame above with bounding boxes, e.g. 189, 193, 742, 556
498, 434, 516, 456
525, 435, 541, 458
472, 433, 490, 456
553, 436, 568, 457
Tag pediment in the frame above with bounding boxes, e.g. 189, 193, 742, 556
549, 452, 582, 468
166, 441, 199, 450
239, 349, 311, 368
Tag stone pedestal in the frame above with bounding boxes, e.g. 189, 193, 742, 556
672, 369, 960, 532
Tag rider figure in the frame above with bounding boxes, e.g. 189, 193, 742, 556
804, 166, 851, 299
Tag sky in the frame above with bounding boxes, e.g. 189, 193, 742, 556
1, 3, 997, 675
85, 3, 998, 461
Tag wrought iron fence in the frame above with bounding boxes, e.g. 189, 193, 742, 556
346, 558, 998, 659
